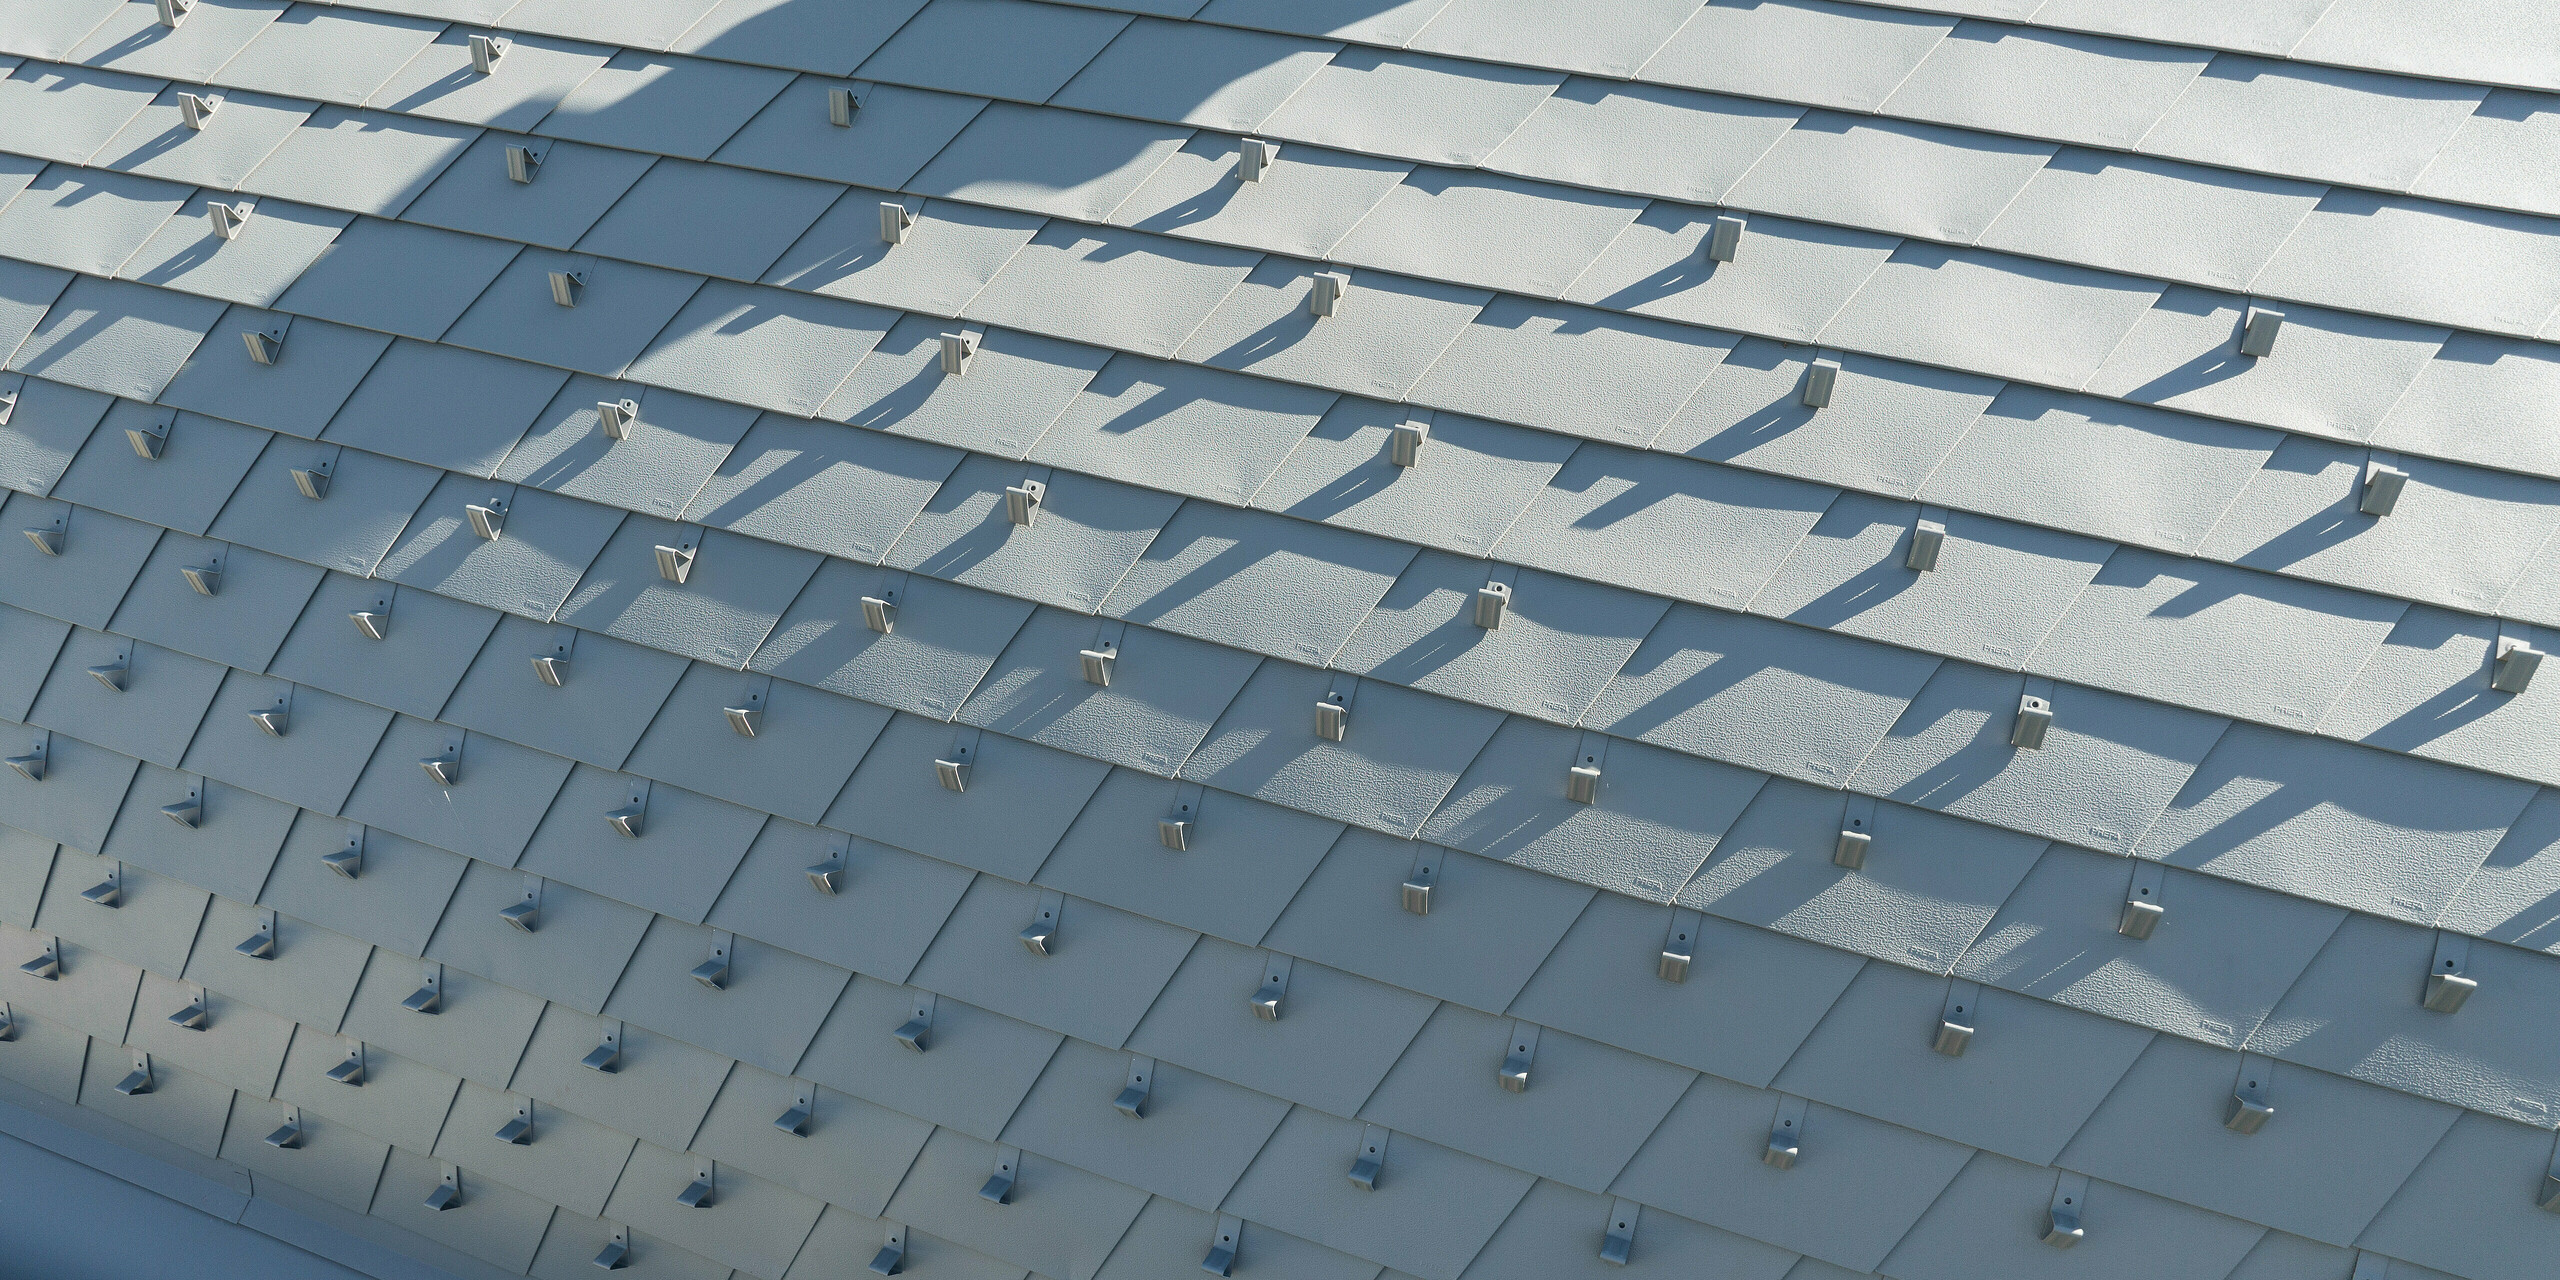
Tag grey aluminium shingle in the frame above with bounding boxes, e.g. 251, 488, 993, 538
1035, 768, 1338, 945
375, 475, 626, 621
1100, 1197, 1382, 1280
239, 105, 481, 218
2256, 191, 2560, 340
622, 278, 894, 415
2136, 722, 2535, 924
1725, 111, 2054, 246
400, 133, 660, 252
2057, 1033, 2459, 1247
0, 164, 187, 277
1000, 1037, 1289, 1210
508, 1002, 731, 1155
364, 29, 616, 133
1223, 1107, 1531, 1280
1101, 498, 1413, 663
625, 662, 888, 823
2030, 0, 2335, 57
371, 1146, 554, 1274
2029, 548, 2407, 731
1563, 205, 1898, 345
183, 896, 368, 1039
715, 79, 989, 193
1111, 134, 1414, 261
273, 1027, 459, 1156
882, 1129, 1148, 1280
0, 62, 162, 165
1336, 551, 1669, 723
2433, 787, 2560, 954
967, 220, 1260, 359
2085, 288, 2450, 442
259, 811, 465, 959
319, 340, 568, 475
120, 195, 356, 311
553, 518, 824, 667
764, 190, 1045, 319
1331, 169, 1645, 301
822, 317, 1107, 457
38, 844, 210, 975
1920, 386, 2279, 555
1052, 16, 1337, 132
265, 573, 502, 720
598, 1142, 825, 1280
71, 0, 280, 78
1, 0, 128, 61
0, 604, 69, 723
1485, 79, 1800, 206
1175, 258, 1489, 401
1492, 443, 1836, 610
2412, 89, 2560, 219
1183, 660, 1506, 839
1249, 400, 1577, 556
1977, 149, 2324, 294
424, 859, 651, 1014
9, 275, 226, 402
0, 926, 141, 1043
51, 404, 265, 535
1127, 933, 1431, 1118
1877, 1152, 2265, 1280
0, 496, 157, 628
340, 944, 548, 1086
515, 766, 763, 922
96, 765, 293, 902
703, 820, 969, 983
1257, 46, 1560, 168
1028, 352, 1332, 504
905, 875, 1196, 1048
1409, 290, 1742, 451
1468, 1181, 1795, 1280
1638, 0, 1950, 114
1262, 829, 1592, 1012
108, 532, 323, 671
502, 0, 724, 49
796, 973, 1060, 1141
178, 669, 389, 813
854, 0, 1131, 103
212, 4, 443, 107
2351, 1110, 2560, 1280
2141, 55, 2484, 192
1849, 662, 2230, 855
440, 249, 705, 380
440, 614, 687, 769
1509, 891, 1864, 1088
823, 714, 1110, 881
958, 607, 1262, 776
603, 916, 851, 1076
1956, 843, 2343, 1047
534, 50, 794, 162
499, 376, 759, 520
1192, 0, 1452, 45
1409, 0, 1702, 80
271, 216, 522, 344
337, 715, 576, 866
0, 375, 111, 496
1880, 22, 2211, 149
751, 561, 1032, 717
672, 0, 929, 76
681, 409, 961, 563
1818, 243, 2165, 389
576, 157, 844, 284
207, 434, 438, 576
434, 1079, 635, 1219
2375, 332, 2560, 482
691, 1061, 934, 1219
1749, 492, 2109, 667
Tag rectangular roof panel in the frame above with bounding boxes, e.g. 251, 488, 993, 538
240, 105, 479, 217
1486, 80, 1799, 206
1030, 353, 1331, 502
2260, 190, 2560, 338
884, 1129, 1149, 1280
320, 340, 566, 474
441, 248, 705, 379
504, 0, 725, 49
1510, 892, 1863, 1088
184, 896, 367, 1030
1849, 662, 2229, 855
215, 3, 442, 106
39, 846, 209, 975
1750, 492, 2107, 667
764, 190, 1043, 319
674, 0, 931, 75
376, 475, 625, 621
265, 573, 503, 721
1102, 500, 1413, 664
1683, 778, 2044, 970
2059, 1032, 2458, 1247
2, 0, 127, 60
1258, 46, 1559, 168
1129, 934, 1431, 1118
10, 275, 224, 401
2087, 289, 2448, 441
1921, 386, 2278, 554
2135, 723, 2534, 923
509, 1002, 730, 1154
1336, 552, 1670, 723
435, 1079, 636, 1219
1639, 0, 1950, 113
2439, 789, 2560, 953
498, 376, 757, 519
1956, 844, 2342, 1047
721, 80, 988, 198
370, 1146, 553, 1274
704, 821, 970, 983
0, 164, 188, 277
1251, 400, 1577, 556
425, 859, 650, 1013
108, 534, 322, 671
71, 1, 280, 81
555, 519, 823, 665
1410, 0, 1699, 79
365, 29, 616, 132
260, 812, 465, 959
1053, 17, 1337, 131
1177, 259, 1487, 401
1772, 962, 2152, 1165
1878, 1153, 2263, 1280
97, 766, 292, 903
0, 927, 140, 1042
0, 258, 71, 368
0, 605, 69, 723
2032, 0, 2334, 56
208, 436, 438, 576
1564, 206, 1897, 344
536, 51, 793, 161
825, 715, 1111, 882
602, 1142, 825, 1280
402, 133, 658, 251
2411, 89, 2560, 219
1818, 243, 2165, 388
340, 944, 547, 1085
1113, 135, 1412, 261
1423, 721, 1763, 900
2203, 442, 2560, 615
960, 609, 1262, 776
1037, 769, 1338, 945
28, 630, 222, 768
693, 1061, 933, 1218
623, 279, 895, 415
625, 663, 887, 823
1000, 1037, 1290, 1209
798, 974, 1059, 1141
603, 917, 850, 1075
0, 61, 159, 164
178, 670, 390, 813
1099, 1197, 1382, 1280
2030, 548, 2405, 730
517, 767, 762, 922
578, 157, 843, 284
2143, 55, 2482, 191
272, 216, 521, 342
2351, 1110, 2560, 1280
273, 1029, 457, 1156
855, 0, 1130, 102
968, 220, 1258, 358
126, 197, 358, 317
1224, 1107, 1531, 1280
683, 410, 960, 563
822, 317, 1106, 457
1880, 22, 2209, 149
338, 715, 575, 866
1361, 1002, 1694, 1193
1264, 831, 1592, 1011
0, 377, 111, 496
1334, 170, 1643, 301
1183, 661, 1506, 839
753, 564, 1032, 717
907, 875, 1196, 1047
1492, 444, 1836, 609
1613, 1073, 1971, 1273
441, 614, 686, 769
2375, 333, 2560, 481
1191, 0, 1452, 44
53, 405, 264, 536
1419, 299, 1735, 449
1978, 149, 2322, 294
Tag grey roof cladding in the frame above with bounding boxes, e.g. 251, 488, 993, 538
7, 2, 2560, 1279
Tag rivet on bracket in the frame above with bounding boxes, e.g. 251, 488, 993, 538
1347, 1124, 1389, 1191
2043, 1172, 2088, 1248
